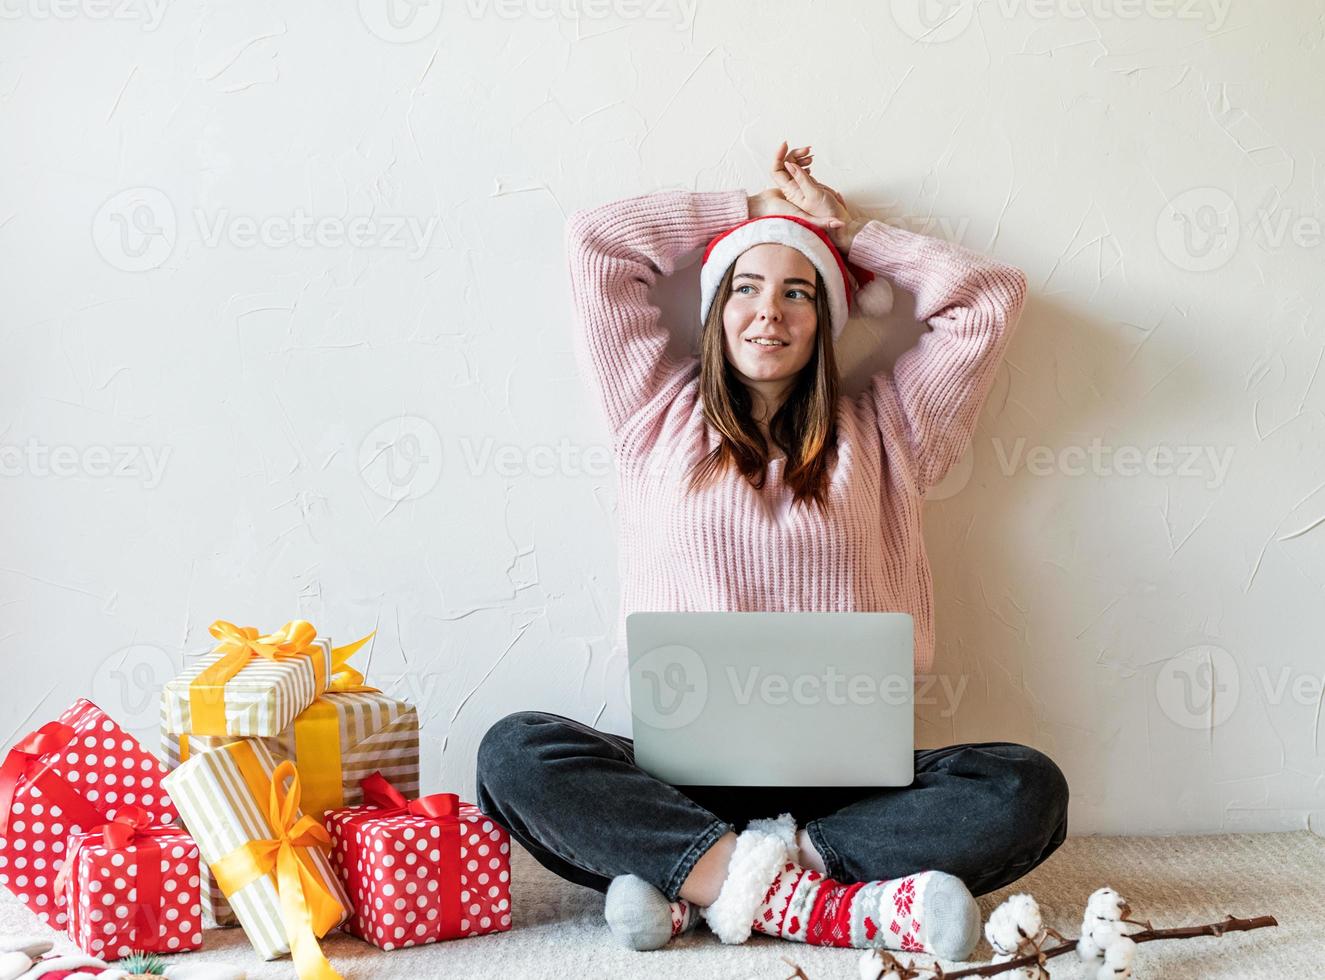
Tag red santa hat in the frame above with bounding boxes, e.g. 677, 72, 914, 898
699, 213, 893, 341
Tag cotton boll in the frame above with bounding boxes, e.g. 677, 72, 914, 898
1079, 886, 1130, 959
858, 948, 884, 980
1084, 887, 1128, 922
985, 893, 1045, 956
1095, 936, 1137, 980
1085, 916, 1127, 952
1077, 933, 1104, 960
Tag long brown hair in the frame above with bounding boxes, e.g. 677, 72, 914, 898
685, 261, 840, 514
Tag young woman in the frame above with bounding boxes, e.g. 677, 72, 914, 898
476, 143, 1068, 961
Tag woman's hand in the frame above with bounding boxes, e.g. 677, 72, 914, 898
756, 141, 867, 252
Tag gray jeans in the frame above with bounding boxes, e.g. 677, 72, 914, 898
476, 710, 1069, 902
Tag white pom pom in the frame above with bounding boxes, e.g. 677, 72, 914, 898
858, 948, 885, 980
853, 277, 894, 317
1096, 936, 1137, 979
985, 893, 1045, 956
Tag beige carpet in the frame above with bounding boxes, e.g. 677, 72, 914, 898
3, 832, 1320, 979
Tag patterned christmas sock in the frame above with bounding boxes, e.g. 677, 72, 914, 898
703, 813, 980, 961
604, 873, 704, 950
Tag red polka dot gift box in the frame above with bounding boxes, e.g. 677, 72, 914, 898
53, 805, 202, 959
0, 698, 180, 933
324, 772, 512, 951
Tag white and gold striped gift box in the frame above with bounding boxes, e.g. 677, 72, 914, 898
162, 738, 350, 961
162, 637, 333, 738
161, 690, 421, 929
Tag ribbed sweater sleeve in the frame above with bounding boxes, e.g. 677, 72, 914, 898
847, 221, 1029, 496
565, 188, 750, 440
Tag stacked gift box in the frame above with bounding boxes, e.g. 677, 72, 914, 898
0, 616, 512, 980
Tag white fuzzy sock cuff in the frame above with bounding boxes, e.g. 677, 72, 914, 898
701, 814, 796, 945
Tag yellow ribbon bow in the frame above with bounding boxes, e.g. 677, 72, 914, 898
325, 630, 378, 693
189, 620, 324, 734
211, 760, 345, 980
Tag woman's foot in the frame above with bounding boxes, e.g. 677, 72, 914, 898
701, 813, 981, 960
604, 874, 704, 950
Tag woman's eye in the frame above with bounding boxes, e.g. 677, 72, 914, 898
788, 289, 811, 300
734, 284, 755, 295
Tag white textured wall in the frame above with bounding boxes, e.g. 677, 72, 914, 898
2, 0, 1322, 836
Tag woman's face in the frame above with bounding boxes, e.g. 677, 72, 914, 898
721, 243, 819, 387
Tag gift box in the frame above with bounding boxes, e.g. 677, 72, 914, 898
161, 689, 419, 929
325, 773, 511, 951
0, 699, 179, 932
55, 807, 202, 959
162, 692, 420, 820
162, 738, 349, 974
161, 620, 336, 738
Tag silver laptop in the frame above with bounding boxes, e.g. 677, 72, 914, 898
626, 611, 914, 787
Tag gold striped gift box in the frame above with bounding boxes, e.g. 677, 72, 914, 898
161, 690, 421, 928
162, 636, 333, 738
162, 738, 350, 963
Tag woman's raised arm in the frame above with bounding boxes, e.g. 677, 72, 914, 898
850, 220, 1029, 497
565, 188, 749, 440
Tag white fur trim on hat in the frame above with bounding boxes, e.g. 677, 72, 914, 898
854, 276, 894, 317
700, 815, 796, 944
701, 217, 851, 341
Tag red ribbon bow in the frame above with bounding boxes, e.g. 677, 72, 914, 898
52, 805, 183, 950
0, 722, 77, 836
360, 772, 458, 820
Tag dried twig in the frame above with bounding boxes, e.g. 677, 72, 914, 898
907, 913, 1278, 979
781, 954, 812, 979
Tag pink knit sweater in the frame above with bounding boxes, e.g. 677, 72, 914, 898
565, 189, 1028, 675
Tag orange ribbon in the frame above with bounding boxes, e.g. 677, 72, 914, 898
188, 620, 324, 735
210, 761, 345, 980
